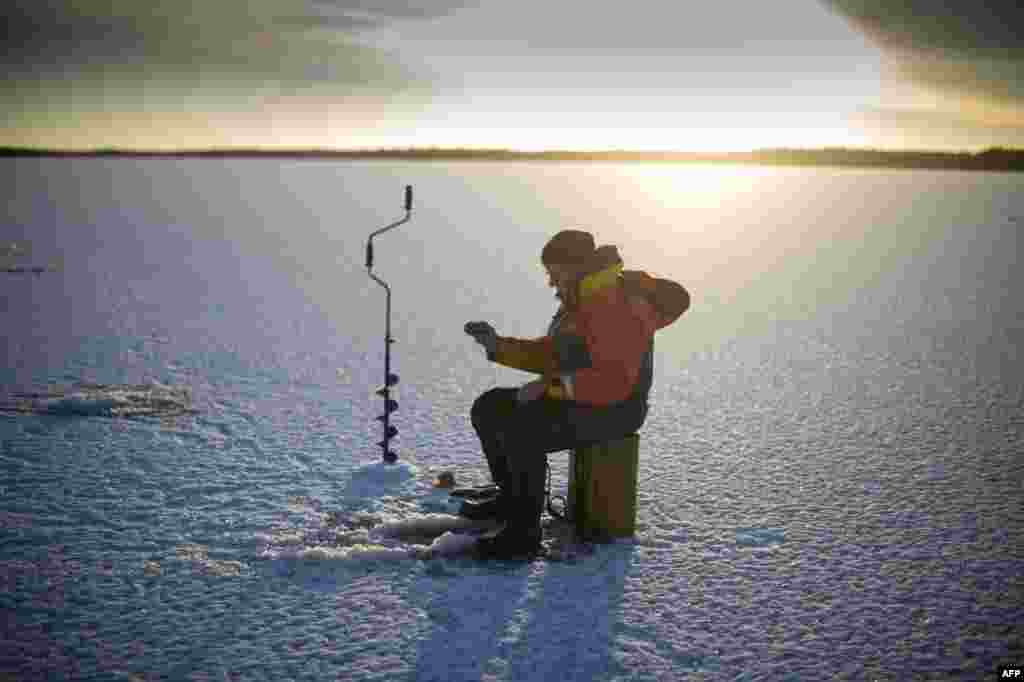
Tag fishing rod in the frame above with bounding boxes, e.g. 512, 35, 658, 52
365, 185, 413, 464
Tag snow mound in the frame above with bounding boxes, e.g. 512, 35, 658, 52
1, 382, 194, 418
426, 531, 480, 556
257, 512, 501, 565
373, 513, 498, 540
344, 460, 420, 499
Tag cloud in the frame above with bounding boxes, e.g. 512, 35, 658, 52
851, 106, 1024, 150
822, 0, 1024, 114
1, 0, 465, 102
294, 1, 468, 29
822, 1, 1023, 56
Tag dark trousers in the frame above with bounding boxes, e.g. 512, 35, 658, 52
470, 387, 648, 534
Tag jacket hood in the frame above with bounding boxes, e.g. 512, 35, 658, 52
554, 244, 689, 331
621, 269, 690, 330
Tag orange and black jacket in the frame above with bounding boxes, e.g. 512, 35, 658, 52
490, 247, 690, 407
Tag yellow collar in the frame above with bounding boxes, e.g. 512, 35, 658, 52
579, 263, 623, 299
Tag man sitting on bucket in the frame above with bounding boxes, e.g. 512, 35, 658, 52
463, 229, 690, 559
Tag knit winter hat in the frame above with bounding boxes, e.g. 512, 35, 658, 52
541, 229, 596, 266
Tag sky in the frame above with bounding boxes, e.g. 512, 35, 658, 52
3, 0, 1022, 152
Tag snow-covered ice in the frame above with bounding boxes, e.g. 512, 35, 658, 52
2, 160, 1021, 680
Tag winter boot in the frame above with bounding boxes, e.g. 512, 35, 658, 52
474, 524, 542, 560
458, 493, 506, 521
474, 470, 544, 559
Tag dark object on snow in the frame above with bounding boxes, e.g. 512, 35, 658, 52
449, 483, 501, 499
433, 471, 456, 489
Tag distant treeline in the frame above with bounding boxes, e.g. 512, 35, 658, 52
3, 146, 1023, 171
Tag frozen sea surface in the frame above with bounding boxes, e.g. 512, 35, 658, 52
1, 159, 1022, 680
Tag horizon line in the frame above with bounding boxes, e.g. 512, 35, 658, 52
3, 145, 1022, 173
3, 144, 1023, 155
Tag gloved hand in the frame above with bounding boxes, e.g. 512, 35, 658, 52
464, 321, 497, 357
516, 379, 547, 404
